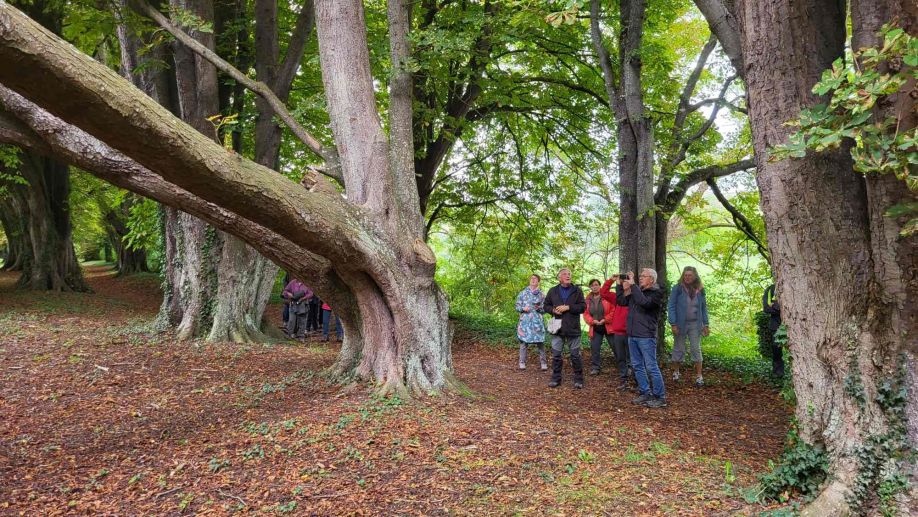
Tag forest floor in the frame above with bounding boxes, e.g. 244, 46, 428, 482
0, 265, 792, 516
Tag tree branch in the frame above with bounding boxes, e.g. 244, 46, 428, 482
0, 85, 358, 320
589, 0, 619, 111
691, 0, 744, 78
657, 158, 755, 210
0, 3, 369, 265
131, 0, 341, 181
275, 0, 315, 101
424, 193, 517, 238
518, 76, 609, 108
706, 178, 770, 264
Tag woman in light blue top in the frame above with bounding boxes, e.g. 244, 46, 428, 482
516, 274, 547, 370
667, 266, 710, 386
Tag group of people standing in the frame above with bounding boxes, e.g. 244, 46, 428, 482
516, 266, 710, 409
281, 274, 343, 342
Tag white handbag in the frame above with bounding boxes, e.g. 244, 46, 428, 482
547, 317, 562, 335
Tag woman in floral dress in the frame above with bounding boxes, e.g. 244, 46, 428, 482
516, 274, 547, 370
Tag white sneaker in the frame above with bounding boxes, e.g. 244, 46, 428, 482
518, 362, 526, 370
540, 360, 548, 371
673, 370, 680, 381
696, 375, 704, 387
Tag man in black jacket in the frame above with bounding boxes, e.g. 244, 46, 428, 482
763, 284, 784, 378
542, 268, 587, 389
617, 268, 666, 408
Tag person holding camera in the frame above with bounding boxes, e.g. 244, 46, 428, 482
668, 266, 710, 387
542, 268, 586, 389
584, 279, 615, 376
617, 268, 666, 408
516, 274, 548, 371
602, 275, 631, 390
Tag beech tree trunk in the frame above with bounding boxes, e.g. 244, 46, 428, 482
0, 178, 27, 271
590, 0, 655, 275
737, 0, 918, 513
103, 199, 150, 276
14, 150, 86, 291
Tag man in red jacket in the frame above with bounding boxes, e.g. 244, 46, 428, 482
601, 275, 631, 391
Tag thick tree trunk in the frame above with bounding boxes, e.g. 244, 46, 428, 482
589, 0, 655, 275
0, 183, 28, 271
104, 200, 149, 275
738, 0, 918, 513
16, 150, 86, 291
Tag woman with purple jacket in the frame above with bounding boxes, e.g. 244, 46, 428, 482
282, 279, 312, 339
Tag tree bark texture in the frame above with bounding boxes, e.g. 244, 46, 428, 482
0, 0, 460, 396
737, 0, 918, 513
103, 200, 150, 276
13, 150, 87, 291
590, 0, 655, 276
0, 173, 28, 271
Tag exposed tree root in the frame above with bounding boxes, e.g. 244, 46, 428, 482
802, 480, 850, 517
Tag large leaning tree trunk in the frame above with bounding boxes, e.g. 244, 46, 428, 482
0, 0, 461, 397
737, 0, 918, 514
589, 0, 655, 275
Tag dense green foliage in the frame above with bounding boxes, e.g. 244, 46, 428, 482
773, 24, 918, 235
758, 423, 829, 503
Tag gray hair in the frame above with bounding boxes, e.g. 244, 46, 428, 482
558, 268, 571, 277
642, 268, 658, 283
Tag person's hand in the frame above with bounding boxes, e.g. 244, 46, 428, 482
598, 319, 605, 325
523, 306, 531, 313
553, 307, 563, 316
671, 325, 679, 335
702, 326, 710, 337
559, 305, 570, 313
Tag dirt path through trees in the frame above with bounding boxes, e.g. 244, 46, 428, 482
0, 266, 789, 515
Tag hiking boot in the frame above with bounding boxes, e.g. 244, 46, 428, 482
672, 370, 680, 381
548, 380, 561, 388
696, 375, 704, 387
540, 360, 548, 371
631, 393, 653, 405
573, 382, 583, 389
617, 381, 629, 391
589, 368, 600, 376
644, 396, 667, 408
518, 362, 526, 370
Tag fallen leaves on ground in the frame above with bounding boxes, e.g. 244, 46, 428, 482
0, 266, 790, 516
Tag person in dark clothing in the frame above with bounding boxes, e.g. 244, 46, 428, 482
307, 295, 321, 333
542, 268, 587, 389
763, 284, 784, 378
281, 271, 291, 327
617, 268, 666, 408
282, 279, 311, 339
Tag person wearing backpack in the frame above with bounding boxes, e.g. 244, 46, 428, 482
667, 266, 710, 387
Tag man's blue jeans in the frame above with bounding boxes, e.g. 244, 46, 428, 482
323, 309, 343, 340
629, 337, 665, 398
